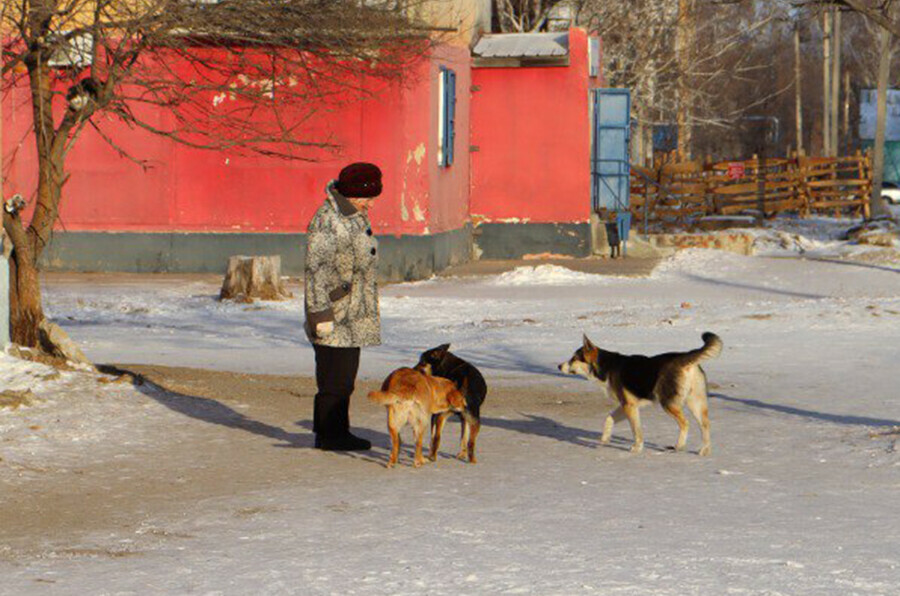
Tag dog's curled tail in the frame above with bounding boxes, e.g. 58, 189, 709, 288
368, 390, 400, 406
692, 332, 723, 362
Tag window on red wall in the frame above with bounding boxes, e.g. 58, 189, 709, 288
438, 67, 456, 167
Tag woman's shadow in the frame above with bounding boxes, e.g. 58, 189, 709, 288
102, 365, 314, 448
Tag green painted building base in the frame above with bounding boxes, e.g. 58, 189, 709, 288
474, 222, 592, 259
36, 221, 595, 280
38, 225, 474, 282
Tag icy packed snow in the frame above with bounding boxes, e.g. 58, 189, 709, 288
2, 238, 900, 595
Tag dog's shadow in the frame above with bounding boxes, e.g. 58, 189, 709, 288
294, 420, 450, 467
481, 413, 669, 453
711, 392, 900, 428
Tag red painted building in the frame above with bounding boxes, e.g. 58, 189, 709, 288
470, 28, 603, 258
1, 28, 602, 277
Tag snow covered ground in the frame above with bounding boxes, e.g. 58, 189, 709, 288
2, 230, 900, 594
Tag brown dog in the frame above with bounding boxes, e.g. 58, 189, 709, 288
368, 368, 466, 468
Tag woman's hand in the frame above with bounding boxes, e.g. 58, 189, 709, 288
316, 321, 334, 337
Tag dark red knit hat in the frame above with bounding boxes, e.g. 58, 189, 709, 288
335, 162, 382, 198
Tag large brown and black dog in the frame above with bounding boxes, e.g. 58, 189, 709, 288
368, 367, 466, 468
415, 344, 487, 464
559, 332, 722, 456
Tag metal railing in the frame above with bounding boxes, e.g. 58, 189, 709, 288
628, 165, 670, 236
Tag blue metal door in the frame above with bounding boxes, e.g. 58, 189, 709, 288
591, 89, 631, 243
591, 88, 631, 212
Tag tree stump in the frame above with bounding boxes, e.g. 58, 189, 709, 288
219, 255, 292, 303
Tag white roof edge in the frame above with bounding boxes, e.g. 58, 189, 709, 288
473, 32, 569, 59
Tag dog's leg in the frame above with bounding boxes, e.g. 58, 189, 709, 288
623, 403, 644, 453
412, 416, 426, 468
387, 411, 401, 468
430, 412, 449, 462
663, 402, 689, 452
600, 406, 627, 444
465, 414, 480, 464
686, 389, 712, 457
457, 414, 470, 461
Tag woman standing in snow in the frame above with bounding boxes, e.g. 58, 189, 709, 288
304, 163, 382, 451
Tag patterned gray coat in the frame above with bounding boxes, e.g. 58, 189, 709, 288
304, 181, 381, 347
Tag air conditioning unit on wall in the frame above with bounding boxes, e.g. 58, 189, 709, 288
48, 33, 94, 68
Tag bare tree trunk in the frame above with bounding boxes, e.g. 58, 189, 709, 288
823, 8, 832, 157
633, 119, 645, 166
831, 6, 841, 157
755, 152, 766, 225
7, 253, 44, 347
3, 204, 44, 347
4, 61, 71, 346
870, 25, 893, 219
28, 62, 69, 262
676, 0, 694, 159
795, 22, 804, 155
843, 69, 850, 153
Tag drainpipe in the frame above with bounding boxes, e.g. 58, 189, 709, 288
0, 235, 8, 349
0, 71, 7, 348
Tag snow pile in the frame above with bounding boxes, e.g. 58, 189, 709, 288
652, 248, 748, 277
0, 353, 181, 472
671, 215, 900, 263
750, 228, 899, 262
491, 264, 613, 286
697, 219, 849, 257
0, 351, 62, 394
749, 229, 835, 256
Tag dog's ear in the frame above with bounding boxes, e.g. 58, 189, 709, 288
582, 334, 597, 351
437, 343, 451, 353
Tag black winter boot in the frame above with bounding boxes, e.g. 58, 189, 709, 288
315, 432, 372, 451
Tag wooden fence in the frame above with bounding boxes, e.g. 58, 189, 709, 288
628, 152, 872, 229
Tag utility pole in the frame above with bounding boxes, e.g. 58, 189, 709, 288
831, 5, 841, 156
795, 20, 804, 155
871, 26, 893, 219
823, 8, 832, 156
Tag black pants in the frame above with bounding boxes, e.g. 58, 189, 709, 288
313, 344, 361, 437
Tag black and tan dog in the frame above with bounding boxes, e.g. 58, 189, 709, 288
415, 344, 487, 463
559, 332, 722, 456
